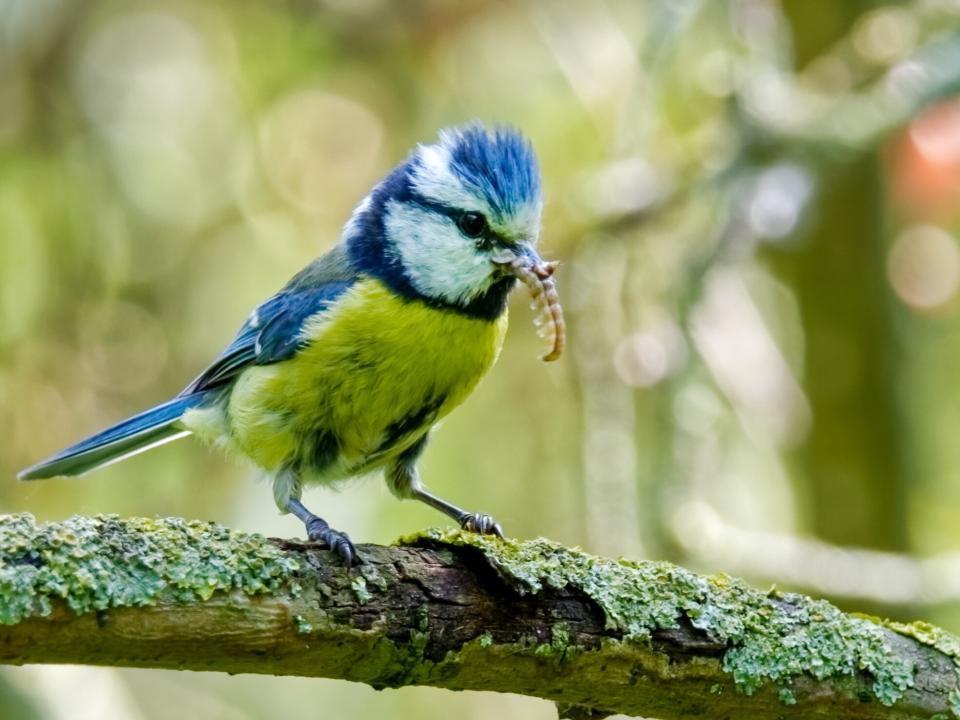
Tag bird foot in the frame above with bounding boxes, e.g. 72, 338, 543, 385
459, 512, 504, 538
306, 518, 359, 566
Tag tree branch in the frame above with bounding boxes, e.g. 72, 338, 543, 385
0, 514, 958, 719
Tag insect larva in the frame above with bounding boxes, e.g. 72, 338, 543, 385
510, 259, 565, 362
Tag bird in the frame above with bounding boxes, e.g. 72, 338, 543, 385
18, 123, 565, 566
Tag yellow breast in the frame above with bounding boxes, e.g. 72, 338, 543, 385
217, 278, 509, 478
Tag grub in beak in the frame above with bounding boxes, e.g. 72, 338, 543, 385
494, 252, 565, 362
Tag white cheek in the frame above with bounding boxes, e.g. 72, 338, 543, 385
385, 200, 492, 305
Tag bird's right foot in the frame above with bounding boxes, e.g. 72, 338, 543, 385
305, 517, 359, 566
286, 498, 359, 566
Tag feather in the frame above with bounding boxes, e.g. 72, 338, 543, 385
18, 394, 207, 480
182, 245, 357, 394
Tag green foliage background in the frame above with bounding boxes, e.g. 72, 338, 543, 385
4, 0, 960, 717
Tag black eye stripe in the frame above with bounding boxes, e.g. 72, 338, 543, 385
405, 191, 461, 219
403, 193, 510, 246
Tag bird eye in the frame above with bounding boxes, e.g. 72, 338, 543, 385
457, 211, 487, 239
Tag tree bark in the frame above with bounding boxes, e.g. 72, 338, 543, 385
0, 514, 958, 720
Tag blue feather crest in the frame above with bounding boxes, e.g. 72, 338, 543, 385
440, 123, 541, 217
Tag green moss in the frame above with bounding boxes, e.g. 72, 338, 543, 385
0, 513, 299, 625
535, 623, 572, 663
351, 576, 373, 604
359, 562, 388, 593
416, 605, 429, 633
369, 615, 433, 689
294, 614, 313, 635
403, 529, 916, 707
778, 687, 797, 705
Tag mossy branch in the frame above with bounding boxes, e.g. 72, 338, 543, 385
1, 515, 959, 719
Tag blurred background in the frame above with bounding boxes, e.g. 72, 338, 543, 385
4, 0, 960, 717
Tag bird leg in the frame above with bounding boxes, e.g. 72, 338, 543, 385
387, 462, 503, 537
413, 486, 504, 536
286, 498, 358, 565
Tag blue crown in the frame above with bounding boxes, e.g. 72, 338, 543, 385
441, 124, 541, 217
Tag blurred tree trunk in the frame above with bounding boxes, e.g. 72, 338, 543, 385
772, 1, 908, 552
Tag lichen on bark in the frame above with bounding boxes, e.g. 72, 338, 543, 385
2, 514, 960, 719
402, 528, 927, 707
0, 513, 299, 624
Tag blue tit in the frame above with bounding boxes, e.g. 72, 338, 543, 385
18, 123, 565, 565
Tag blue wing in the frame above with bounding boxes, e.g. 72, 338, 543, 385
182, 276, 355, 394
20, 281, 354, 480
20, 244, 358, 480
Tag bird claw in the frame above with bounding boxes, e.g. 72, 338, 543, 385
459, 512, 504, 538
306, 518, 359, 566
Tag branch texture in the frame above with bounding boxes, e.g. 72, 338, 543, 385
0, 514, 958, 720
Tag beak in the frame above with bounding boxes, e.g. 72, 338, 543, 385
490, 244, 565, 362
491, 244, 557, 279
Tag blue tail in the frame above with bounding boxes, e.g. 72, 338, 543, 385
18, 394, 209, 480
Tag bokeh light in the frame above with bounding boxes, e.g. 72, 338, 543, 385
887, 225, 960, 311
6, 1, 960, 718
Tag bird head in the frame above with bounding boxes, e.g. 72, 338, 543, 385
345, 123, 549, 321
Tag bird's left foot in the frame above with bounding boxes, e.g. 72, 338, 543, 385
459, 512, 504, 538
306, 517, 359, 566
